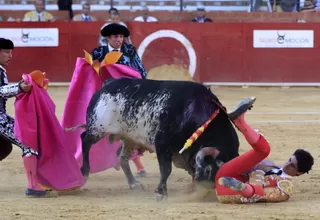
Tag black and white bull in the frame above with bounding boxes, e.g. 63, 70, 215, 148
73, 78, 240, 201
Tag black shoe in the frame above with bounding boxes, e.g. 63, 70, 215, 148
227, 96, 256, 121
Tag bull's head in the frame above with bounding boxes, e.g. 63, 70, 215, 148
194, 147, 222, 188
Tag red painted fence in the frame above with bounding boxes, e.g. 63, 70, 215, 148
0, 21, 319, 85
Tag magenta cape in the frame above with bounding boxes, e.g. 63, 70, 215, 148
14, 74, 85, 190
60, 58, 142, 173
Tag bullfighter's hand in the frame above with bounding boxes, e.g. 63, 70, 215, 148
20, 81, 32, 93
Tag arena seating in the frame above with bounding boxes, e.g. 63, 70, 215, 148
0, 0, 318, 22
0, 0, 273, 12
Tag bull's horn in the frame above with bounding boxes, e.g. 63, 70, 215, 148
195, 147, 220, 168
64, 124, 87, 132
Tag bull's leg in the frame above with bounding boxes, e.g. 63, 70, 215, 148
154, 146, 172, 201
80, 130, 102, 180
118, 139, 144, 191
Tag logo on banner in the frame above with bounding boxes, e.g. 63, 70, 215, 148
0, 28, 59, 47
253, 30, 314, 48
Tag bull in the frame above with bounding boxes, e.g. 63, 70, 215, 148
72, 78, 240, 201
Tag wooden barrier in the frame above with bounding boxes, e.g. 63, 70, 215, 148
1, 21, 319, 85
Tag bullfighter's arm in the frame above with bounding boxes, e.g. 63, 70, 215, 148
262, 176, 293, 202
0, 82, 22, 99
251, 159, 279, 172
249, 170, 293, 203
131, 46, 147, 79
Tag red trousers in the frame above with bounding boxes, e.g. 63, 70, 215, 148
215, 135, 271, 196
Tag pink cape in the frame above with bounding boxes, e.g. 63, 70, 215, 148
14, 74, 85, 190
60, 58, 142, 173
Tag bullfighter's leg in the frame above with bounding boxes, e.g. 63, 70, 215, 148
131, 150, 146, 178
1, 115, 53, 197
215, 97, 270, 202
23, 155, 58, 198
109, 134, 146, 175
154, 143, 172, 201
80, 130, 103, 179
118, 139, 144, 190
0, 115, 38, 157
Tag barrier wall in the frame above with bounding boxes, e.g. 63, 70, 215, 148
1, 21, 319, 85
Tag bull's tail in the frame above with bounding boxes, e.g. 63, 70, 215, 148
64, 124, 87, 132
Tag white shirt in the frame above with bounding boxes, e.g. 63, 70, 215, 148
279, 169, 293, 179
108, 44, 121, 52
81, 14, 92, 21
0, 65, 6, 73
133, 16, 158, 22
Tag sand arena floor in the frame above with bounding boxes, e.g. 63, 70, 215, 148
0, 66, 320, 220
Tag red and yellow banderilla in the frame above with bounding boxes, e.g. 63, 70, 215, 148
179, 108, 220, 154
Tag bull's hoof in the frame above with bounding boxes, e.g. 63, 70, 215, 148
129, 181, 145, 191
154, 187, 168, 201
228, 96, 256, 121
155, 193, 167, 201
80, 167, 89, 179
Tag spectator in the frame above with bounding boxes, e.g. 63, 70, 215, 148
133, 6, 158, 22
270, 0, 298, 11
57, 0, 73, 19
108, 7, 119, 17
73, 3, 96, 21
192, 7, 212, 22
23, 0, 54, 22
99, 11, 131, 46
300, 0, 317, 11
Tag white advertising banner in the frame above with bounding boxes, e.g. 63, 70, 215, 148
253, 30, 314, 48
0, 28, 59, 47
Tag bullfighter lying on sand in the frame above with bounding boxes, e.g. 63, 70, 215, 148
210, 97, 314, 203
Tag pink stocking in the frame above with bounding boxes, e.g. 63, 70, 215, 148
23, 155, 44, 191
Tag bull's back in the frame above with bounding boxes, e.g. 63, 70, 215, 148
86, 78, 223, 148
100, 78, 208, 97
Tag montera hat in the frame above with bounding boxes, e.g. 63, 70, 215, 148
0, 38, 14, 50
100, 23, 130, 38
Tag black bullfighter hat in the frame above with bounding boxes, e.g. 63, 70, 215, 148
100, 23, 130, 38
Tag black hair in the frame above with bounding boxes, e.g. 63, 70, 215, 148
294, 149, 314, 173
0, 38, 14, 50
108, 7, 119, 14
